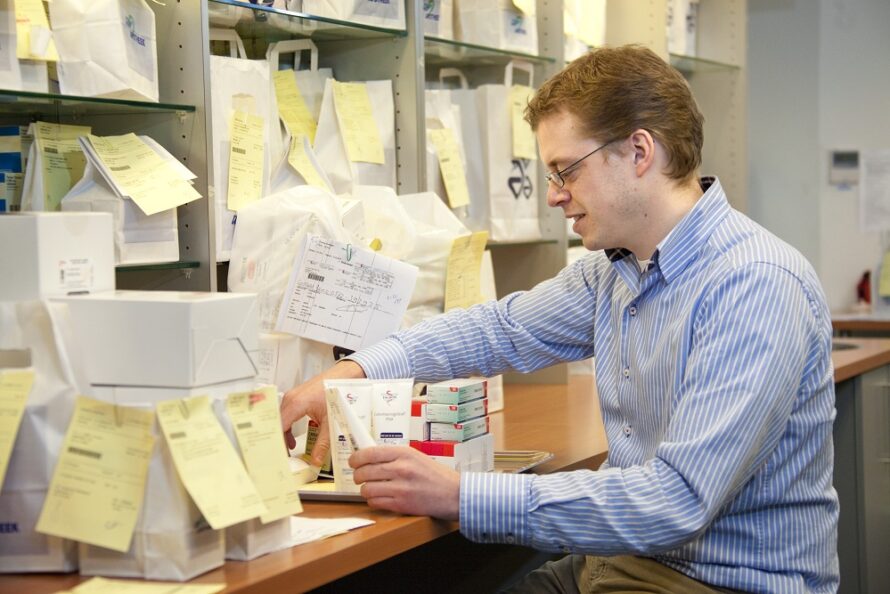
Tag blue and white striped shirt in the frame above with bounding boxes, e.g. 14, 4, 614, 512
351, 179, 839, 593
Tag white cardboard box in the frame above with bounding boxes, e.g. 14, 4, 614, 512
411, 433, 495, 472
0, 212, 115, 300
55, 291, 259, 388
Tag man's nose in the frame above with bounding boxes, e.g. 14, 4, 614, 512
547, 185, 570, 208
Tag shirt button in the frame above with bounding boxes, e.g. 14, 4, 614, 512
562, 546, 571, 553
623, 368, 630, 378
629, 305, 637, 316
623, 425, 632, 436
506, 534, 515, 544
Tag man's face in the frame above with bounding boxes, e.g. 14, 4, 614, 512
537, 111, 637, 252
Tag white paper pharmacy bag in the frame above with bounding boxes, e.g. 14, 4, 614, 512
350, 185, 416, 261
79, 424, 225, 581
0, 301, 85, 573
476, 62, 541, 241
314, 78, 396, 194
267, 38, 334, 126
228, 185, 347, 332
456, 0, 537, 54
209, 29, 282, 262
49, 0, 159, 102
269, 133, 334, 194
207, 398, 292, 562
254, 332, 335, 394
398, 191, 470, 316
60, 137, 181, 266
425, 86, 469, 214
424, 0, 454, 39
302, 0, 406, 30
0, 0, 49, 93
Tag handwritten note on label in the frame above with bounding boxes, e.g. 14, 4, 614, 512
85, 133, 201, 216
445, 232, 489, 311
36, 396, 155, 553
510, 85, 537, 161
332, 81, 385, 165
156, 395, 267, 529
276, 235, 418, 351
0, 370, 35, 488
227, 111, 265, 211
226, 386, 303, 523
428, 128, 470, 209
273, 70, 317, 143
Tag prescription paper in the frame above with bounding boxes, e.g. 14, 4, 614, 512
156, 395, 267, 530
36, 396, 155, 553
0, 369, 34, 487
276, 235, 418, 351
226, 386, 303, 523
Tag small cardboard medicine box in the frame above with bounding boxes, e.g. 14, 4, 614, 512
54, 290, 258, 388
0, 212, 115, 301
426, 378, 487, 405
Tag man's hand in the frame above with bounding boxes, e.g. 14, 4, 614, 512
280, 360, 366, 464
350, 446, 460, 521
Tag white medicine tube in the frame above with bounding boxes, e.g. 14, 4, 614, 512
323, 379, 373, 493
371, 379, 413, 446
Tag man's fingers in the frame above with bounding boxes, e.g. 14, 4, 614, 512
284, 430, 296, 451
349, 445, 414, 469
365, 496, 399, 513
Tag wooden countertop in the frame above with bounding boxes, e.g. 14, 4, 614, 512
8, 342, 889, 594
0, 376, 607, 594
832, 337, 890, 382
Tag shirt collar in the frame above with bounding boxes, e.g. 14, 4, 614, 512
604, 177, 730, 284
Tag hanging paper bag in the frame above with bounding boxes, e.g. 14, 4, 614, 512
209, 28, 283, 262
455, 0, 538, 54
475, 61, 541, 241
49, 0, 158, 102
0, 301, 85, 573
314, 78, 396, 194
302, 0, 406, 30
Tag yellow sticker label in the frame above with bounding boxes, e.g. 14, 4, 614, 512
227, 111, 266, 211
332, 81, 385, 165
36, 396, 155, 553
0, 370, 35, 488
428, 128, 471, 209
445, 231, 489, 311
273, 70, 318, 143
14, 0, 58, 61
510, 85, 537, 161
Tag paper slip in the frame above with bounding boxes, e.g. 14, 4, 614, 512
15, 0, 58, 61
0, 369, 35, 487
36, 396, 155, 553
510, 85, 538, 161
274, 70, 318, 143
428, 128, 471, 209
445, 232, 489, 311
880, 252, 890, 298
227, 110, 265, 211
56, 576, 226, 594
276, 235, 418, 351
156, 395, 268, 529
34, 122, 91, 212
288, 134, 330, 190
289, 515, 375, 547
226, 386, 303, 523
81, 133, 201, 216
332, 81, 385, 164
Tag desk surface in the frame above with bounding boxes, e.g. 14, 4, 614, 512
832, 337, 890, 382
0, 376, 608, 594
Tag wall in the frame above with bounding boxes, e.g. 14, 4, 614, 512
748, 0, 890, 312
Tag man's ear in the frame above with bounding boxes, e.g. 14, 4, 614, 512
629, 129, 656, 177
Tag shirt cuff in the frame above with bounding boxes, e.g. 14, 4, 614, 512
347, 337, 413, 380
459, 471, 531, 546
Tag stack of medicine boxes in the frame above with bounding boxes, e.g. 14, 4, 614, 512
0, 212, 115, 574
410, 378, 494, 472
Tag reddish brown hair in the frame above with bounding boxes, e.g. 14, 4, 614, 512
525, 45, 704, 182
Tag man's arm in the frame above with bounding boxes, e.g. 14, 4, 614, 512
460, 263, 830, 555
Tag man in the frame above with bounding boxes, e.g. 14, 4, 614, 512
280, 45, 838, 593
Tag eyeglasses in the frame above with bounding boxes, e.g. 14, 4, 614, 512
545, 139, 615, 189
